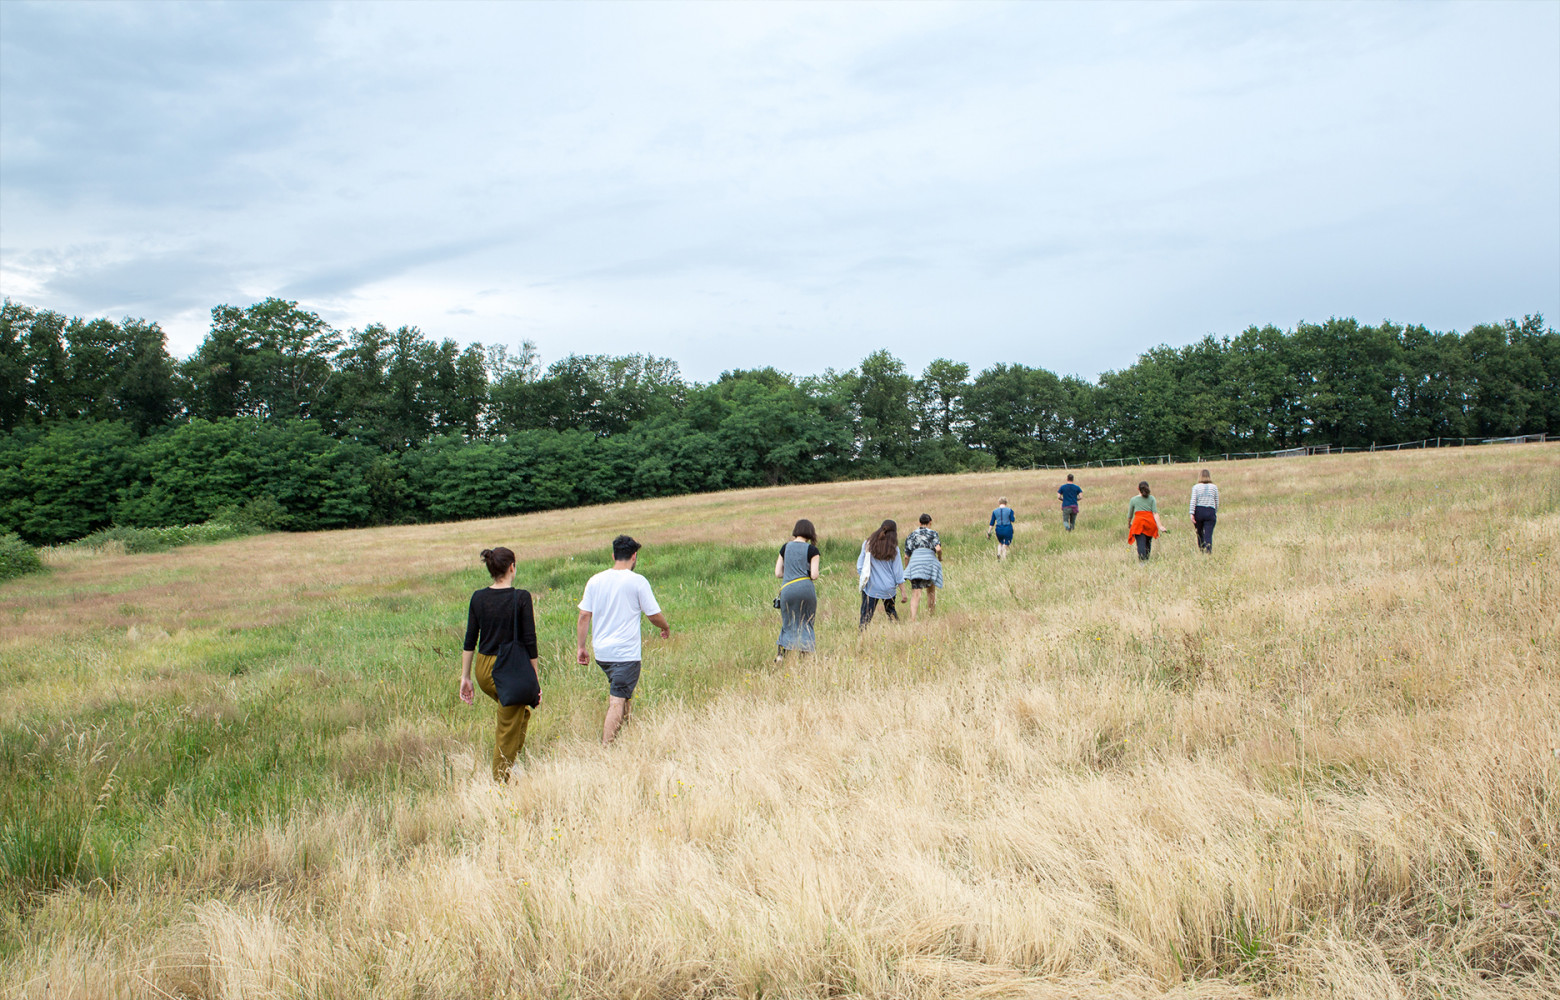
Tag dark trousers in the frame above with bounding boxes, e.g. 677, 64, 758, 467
1135, 534, 1152, 561
859, 593, 898, 627
1062, 509, 1077, 531
1193, 506, 1217, 553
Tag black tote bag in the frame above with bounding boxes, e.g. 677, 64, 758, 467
492, 591, 541, 708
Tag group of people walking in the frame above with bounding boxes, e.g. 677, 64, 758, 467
460, 471, 1222, 780
844, 513, 947, 636
977, 470, 1222, 563
775, 513, 948, 660
1120, 469, 1221, 561
461, 534, 668, 779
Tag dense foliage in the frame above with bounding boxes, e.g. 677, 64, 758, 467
2, 297, 1555, 545
0, 532, 43, 581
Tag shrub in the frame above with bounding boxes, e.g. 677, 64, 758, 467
70, 520, 257, 555
0, 532, 44, 582
210, 495, 290, 532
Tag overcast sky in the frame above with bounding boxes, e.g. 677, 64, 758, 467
2, 1, 1556, 382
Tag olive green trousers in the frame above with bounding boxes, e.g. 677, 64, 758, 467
474, 652, 531, 781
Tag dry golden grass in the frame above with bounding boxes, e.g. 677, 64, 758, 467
2, 444, 1558, 998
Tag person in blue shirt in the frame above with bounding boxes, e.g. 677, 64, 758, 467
856, 519, 905, 628
987, 497, 1016, 560
1057, 474, 1083, 531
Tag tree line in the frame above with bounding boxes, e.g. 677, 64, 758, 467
2, 297, 1556, 546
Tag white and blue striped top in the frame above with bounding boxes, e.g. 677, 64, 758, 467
1189, 482, 1220, 515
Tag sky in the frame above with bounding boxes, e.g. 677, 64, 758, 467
1, 1, 1557, 383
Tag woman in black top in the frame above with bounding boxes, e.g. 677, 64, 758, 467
773, 519, 821, 662
460, 546, 540, 781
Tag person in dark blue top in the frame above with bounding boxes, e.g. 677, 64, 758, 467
988, 497, 1016, 560
1057, 474, 1083, 532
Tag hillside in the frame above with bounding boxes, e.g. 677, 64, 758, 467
2, 445, 1558, 998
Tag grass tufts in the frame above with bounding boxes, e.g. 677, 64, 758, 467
0, 445, 1557, 997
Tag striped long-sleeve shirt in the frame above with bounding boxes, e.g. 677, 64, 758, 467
1189, 482, 1220, 515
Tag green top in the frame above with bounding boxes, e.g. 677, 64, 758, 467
1128, 495, 1157, 514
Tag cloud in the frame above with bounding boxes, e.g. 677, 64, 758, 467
21, 245, 235, 322
1, 1, 1555, 378
277, 233, 521, 300
0, 2, 338, 210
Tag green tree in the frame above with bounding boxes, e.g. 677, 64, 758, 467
0, 301, 33, 430
1289, 318, 1400, 446
692, 370, 852, 486
322, 322, 393, 446
485, 340, 542, 434
1462, 316, 1552, 436
852, 350, 917, 468
964, 363, 1068, 466
918, 358, 970, 440
0, 303, 176, 433
1, 303, 71, 425
181, 299, 339, 422
0, 421, 139, 544
113, 418, 373, 530
112, 318, 179, 432
1222, 325, 1301, 449
1392, 323, 1473, 439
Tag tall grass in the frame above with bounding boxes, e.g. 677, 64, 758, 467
0, 445, 1556, 998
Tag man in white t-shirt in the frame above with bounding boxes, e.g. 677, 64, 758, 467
576, 534, 671, 744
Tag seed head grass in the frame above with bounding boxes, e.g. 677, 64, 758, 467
1, 445, 1557, 997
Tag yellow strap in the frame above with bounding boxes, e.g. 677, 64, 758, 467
782, 576, 811, 587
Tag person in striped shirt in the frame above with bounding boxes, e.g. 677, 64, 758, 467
1189, 470, 1220, 554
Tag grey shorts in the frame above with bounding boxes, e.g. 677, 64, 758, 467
909, 577, 936, 590
597, 660, 642, 699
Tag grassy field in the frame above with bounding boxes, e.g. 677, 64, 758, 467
2, 445, 1557, 999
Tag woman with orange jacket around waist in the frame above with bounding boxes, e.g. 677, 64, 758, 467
1126, 481, 1162, 562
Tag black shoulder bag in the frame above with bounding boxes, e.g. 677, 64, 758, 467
492, 591, 541, 708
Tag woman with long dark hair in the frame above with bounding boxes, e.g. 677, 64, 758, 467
774, 518, 821, 661
460, 546, 540, 781
856, 519, 905, 628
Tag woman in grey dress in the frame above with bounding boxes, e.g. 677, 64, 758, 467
773, 519, 821, 662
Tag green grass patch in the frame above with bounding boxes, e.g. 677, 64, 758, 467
0, 540, 862, 913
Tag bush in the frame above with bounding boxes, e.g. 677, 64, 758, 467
962, 451, 998, 473
0, 421, 139, 545
210, 495, 290, 532
70, 520, 257, 555
0, 532, 44, 582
